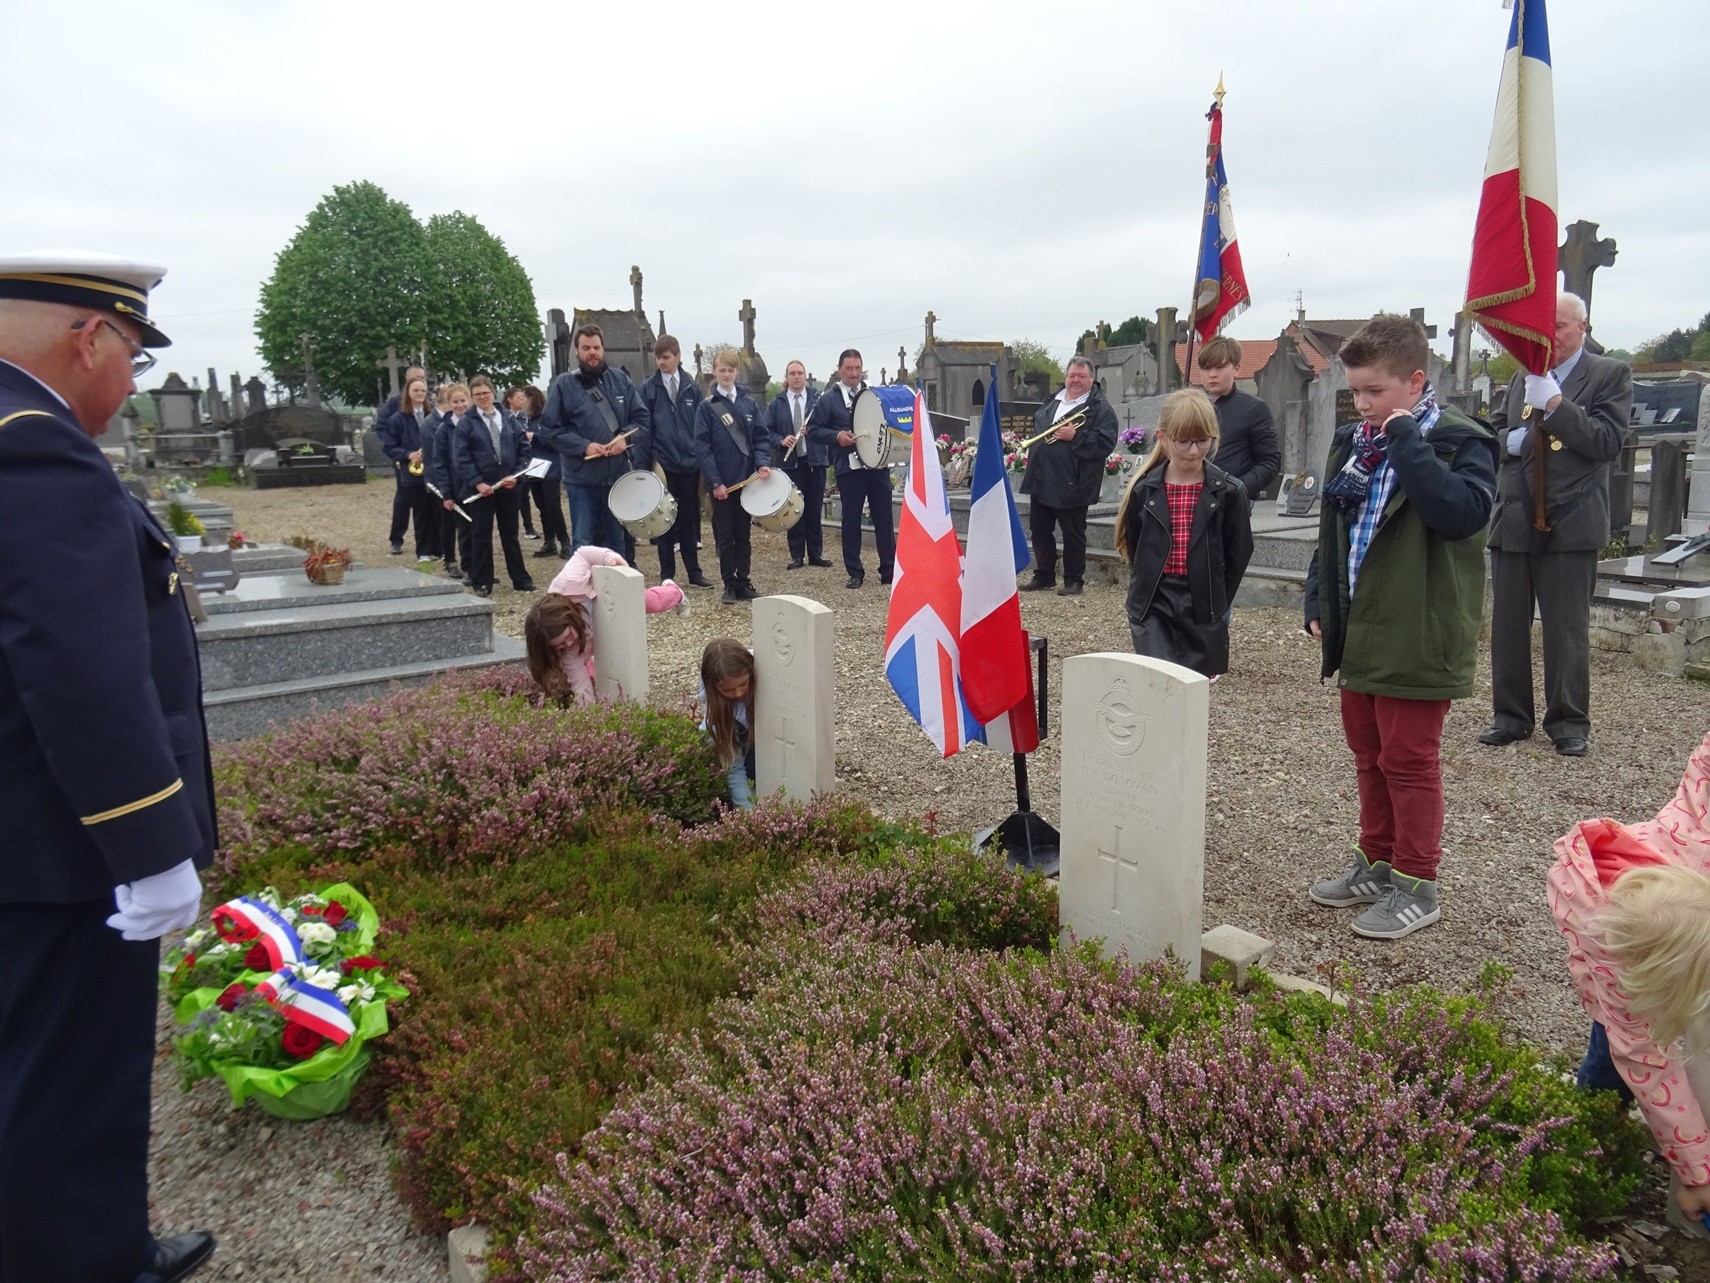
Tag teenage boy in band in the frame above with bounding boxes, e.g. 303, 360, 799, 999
429, 383, 472, 581
766, 359, 830, 569
1303, 314, 1497, 941
806, 348, 893, 589
452, 375, 535, 597
1195, 336, 1281, 506
378, 363, 426, 554
694, 348, 771, 604
640, 334, 712, 587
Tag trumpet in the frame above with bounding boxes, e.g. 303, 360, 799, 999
407, 457, 426, 476
1018, 409, 1088, 451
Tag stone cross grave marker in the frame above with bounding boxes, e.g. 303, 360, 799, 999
590, 565, 648, 702
1058, 653, 1209, 978
753, 594, 835, 801
377, 346, 406, 400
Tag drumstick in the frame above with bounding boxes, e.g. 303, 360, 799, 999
725, 472, 761, 493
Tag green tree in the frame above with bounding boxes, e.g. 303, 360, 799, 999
1075, 314, 1151, 354
1488, 351, 1520, 389
255, 181, 434, 407
1010, 339, 1062, 382
422, 212, 544, 390
1634, 312, 1710, 365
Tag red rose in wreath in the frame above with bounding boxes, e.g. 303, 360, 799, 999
344, 955, 381, 973
244, 942, 271, 970
321, 900, 349, 927
281, 1024, 325, 1060
215, 983, 247, 1012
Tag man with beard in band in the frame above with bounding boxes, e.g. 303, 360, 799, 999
537, 324, 651, 557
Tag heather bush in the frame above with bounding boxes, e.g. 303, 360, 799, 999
527, 935, 1646, 1282
210, 674, 726, 890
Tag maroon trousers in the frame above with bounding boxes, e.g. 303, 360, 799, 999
1339, 691, 1450, 881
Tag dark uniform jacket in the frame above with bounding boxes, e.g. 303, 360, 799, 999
380, 406, 428, 488
1304, 407, 1497, 701
766, 387, 826, 468
1119, 461, 1254, 628
452, 406, 527, 490
538, 366, 650, 488
1486, 350, 1632, 554
0, 360, 217, 903
805, 381, 868, 478
640, 369, 705, 474
519, 413, 557, 481
694, 385, 770, 490
426, 409, 460, 500
1209, 388, 1282, 502
1019, 385, 1120, 508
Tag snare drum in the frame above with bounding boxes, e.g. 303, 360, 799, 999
607, 470, 678, 541
740, 471, 805, 532
850, 385, 917, 468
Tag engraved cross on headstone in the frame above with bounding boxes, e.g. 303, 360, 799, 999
774, 712, 796, 761
377, 345, 406, 399
1096, 821, 1140, 913
739, 299, 757, 354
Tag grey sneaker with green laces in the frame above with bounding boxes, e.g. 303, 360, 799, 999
1309, 849, 1391, 908
1350, 873, 1440, 940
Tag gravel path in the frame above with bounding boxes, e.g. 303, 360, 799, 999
148, 479, 1710, 1277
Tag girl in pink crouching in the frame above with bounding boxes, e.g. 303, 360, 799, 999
523, 546, 685, 704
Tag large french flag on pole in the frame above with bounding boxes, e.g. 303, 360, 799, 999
1465, 0, 1558, 374
959, 379, 1037, 752
884, 391, 982, 759
1192, 87, 1251, 342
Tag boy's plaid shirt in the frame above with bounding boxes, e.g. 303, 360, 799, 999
1346, 398, 1442, 600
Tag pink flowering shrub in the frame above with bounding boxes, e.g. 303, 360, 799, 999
526, 938, 1644, 1282
210, 671, 725, 888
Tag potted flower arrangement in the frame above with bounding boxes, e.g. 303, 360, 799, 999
1100, 452, 1130, 502
226, 530, 253, 551
164, 884, 407, 1120
164, 500, 205, 554
298, 540, 352, 586
1119, 424, 1147, 455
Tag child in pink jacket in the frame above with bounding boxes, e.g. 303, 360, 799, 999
1548, 730, 1710, 1232
523, 547, 685, 704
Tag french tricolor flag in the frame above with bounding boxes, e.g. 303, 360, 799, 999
211, 896, 304, 971
280, 974, 356, 1044
1466, 0, 1558, 374
960, 383, 1039, 754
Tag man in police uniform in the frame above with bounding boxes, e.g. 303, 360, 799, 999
0, 254, 217, 1282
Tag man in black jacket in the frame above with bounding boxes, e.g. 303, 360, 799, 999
1018, 356, 1119, 596
806, 349, 892, 589
765, 360, 828, 569
638, 335, 710, 586
1196, 337, 1280, 505
536, 325, 650, 558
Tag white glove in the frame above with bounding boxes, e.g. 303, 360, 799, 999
1523, 373, 1561, 412
107, 858, 202, 941
1507, 422, 1529, 456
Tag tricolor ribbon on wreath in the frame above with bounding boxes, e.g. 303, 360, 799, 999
209, 895, 357, 1044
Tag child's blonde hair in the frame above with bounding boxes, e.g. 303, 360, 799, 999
1598, 865, 1710, 1053
1113, 389, 1220, 564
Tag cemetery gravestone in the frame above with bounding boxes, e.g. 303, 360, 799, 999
753, 595, 835, 802
591, 565, 648, 702
1281, 471, 1321, 518
1058, 653, 1209, 979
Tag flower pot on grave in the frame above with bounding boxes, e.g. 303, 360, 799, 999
175, 534, 202, 554
251, 1049, 371, 1121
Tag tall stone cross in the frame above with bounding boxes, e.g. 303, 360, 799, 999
897, 345, 908, 382
377, 345, 406, 399
630, 264, 644, 316
924, 310, 937, 344
693, 343, 704, 378
1559, 219, 1618, 317
298, 332, 322, 408
739, 299, 757, 355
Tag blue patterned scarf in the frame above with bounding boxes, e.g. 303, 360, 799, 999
1324, 384, 1439, 515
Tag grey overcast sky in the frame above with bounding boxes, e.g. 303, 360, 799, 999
3, 0, 1704, 398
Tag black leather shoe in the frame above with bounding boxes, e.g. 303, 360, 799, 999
808, 557, 833, 567
473, 585, 492, 598
140, 1231, 215, 1283
721, 586, 740, 605
879, 574, 892, 585
1478, 726, 1529, 747
687, 573, 715, 589
513, 580, 537, 593
1057, 581, 1083, 596
737, 580, 760, 600
533, 545, 560, 559
1020, 576, 1056, 592
1555, 736, 1590, 757
786, 560, 804, 570
846, 574, 864, 589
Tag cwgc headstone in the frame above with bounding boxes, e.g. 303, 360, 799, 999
753, 595, 835, 802
590, 565, 648, 702
1058, 653, 1209, 979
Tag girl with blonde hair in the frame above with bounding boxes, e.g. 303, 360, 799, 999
1549, 731, 1710, 1233
1112, 388, 1253, 678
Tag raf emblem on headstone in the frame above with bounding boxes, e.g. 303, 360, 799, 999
1093, 676, 1146, 757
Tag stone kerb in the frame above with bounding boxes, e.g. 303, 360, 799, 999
590, 565, 648, 703
1057, 653, 1209, 979
753, 594, 836, 802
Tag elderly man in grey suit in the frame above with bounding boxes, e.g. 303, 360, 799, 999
1480, 292, 1632, 757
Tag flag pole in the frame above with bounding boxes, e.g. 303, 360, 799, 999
1182, 73, 1226, 391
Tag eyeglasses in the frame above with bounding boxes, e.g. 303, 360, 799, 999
72, 316, 156, 378
1165, 436, 1212, 453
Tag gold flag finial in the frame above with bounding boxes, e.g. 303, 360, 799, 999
1213, 72, 1227, 108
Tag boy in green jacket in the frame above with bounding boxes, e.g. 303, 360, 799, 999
1303, 314, 1498, 939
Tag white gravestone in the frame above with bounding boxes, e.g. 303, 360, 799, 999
590, 565, 648, 703
1687, 383, 1710, 537
753, 594, 836, 801
1058, 653, 1209, 979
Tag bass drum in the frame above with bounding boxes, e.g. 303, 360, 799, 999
850, 385, 917, 468
740, 470, 805, 533
607, 470, 678, 541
